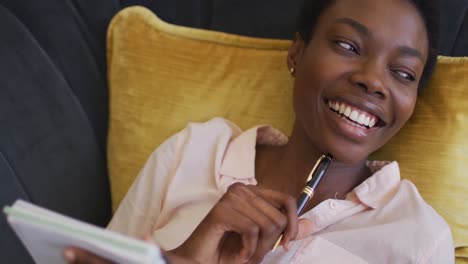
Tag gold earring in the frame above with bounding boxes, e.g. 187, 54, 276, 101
290, 67, 295, 74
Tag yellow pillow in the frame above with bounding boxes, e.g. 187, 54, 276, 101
107, 6, 467, 261
107, 6, 294, 209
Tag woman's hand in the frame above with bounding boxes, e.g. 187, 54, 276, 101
63, 247, 197, 264
63, 183, 301, 264
171, 183, 299, 264
63, 247, 113, 264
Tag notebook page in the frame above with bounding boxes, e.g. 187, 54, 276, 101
4, 200, 164, 264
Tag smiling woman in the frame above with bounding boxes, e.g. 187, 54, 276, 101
66, 0, 455, 263
288, 0, 432, 167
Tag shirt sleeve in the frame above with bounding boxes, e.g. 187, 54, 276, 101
106, 129, 186, 239
421, 227, 455, 264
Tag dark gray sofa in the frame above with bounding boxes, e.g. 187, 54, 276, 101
0, 0, 466, 262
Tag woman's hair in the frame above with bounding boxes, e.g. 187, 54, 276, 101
296, 0, 440, 92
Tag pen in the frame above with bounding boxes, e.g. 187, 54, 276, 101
271, 153, 333, 252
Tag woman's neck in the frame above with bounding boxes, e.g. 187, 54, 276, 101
255, 126, 372, 209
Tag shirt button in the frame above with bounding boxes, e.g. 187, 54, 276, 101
329, 200, 338, 209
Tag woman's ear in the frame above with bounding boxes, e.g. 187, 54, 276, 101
287, 33, 305, 76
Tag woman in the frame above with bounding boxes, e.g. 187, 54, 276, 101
66, 0, 454, 263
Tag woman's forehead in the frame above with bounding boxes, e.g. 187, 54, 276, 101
315, 0, 429, 58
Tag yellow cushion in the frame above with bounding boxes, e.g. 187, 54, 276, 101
107, 6, 294, 209
107, 6, 467, 261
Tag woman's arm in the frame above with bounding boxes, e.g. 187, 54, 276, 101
63, 247, 197, 264
170, 183, 298, 264
64, 183, 302, 264
420, 227, 454, 264
108, 130, 186, 238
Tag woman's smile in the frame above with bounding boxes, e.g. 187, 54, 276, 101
323, 98, 384, 142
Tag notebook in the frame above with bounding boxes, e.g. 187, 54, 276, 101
4, 199, 165, 264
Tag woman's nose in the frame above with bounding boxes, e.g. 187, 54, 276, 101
349, 60, 388, 99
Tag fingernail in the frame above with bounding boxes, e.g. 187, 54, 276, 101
283, 243, 290, 252
64, 249, 75, 262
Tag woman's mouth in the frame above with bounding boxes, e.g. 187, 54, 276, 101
326, 100, 384, 129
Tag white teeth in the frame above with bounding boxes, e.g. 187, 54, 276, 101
364, 116, 370, 127
339, 104, 345, 114
357, 113, 366, 125
344, 106, 351, 117
328, 100, 380, 128
350, 110, 359, 122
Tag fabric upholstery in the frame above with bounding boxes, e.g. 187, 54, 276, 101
0, 4, 112, 263
0, 152, 31, 263
453, 12, 468, 56
2, 0, 119, 149
439, 0, 468, 55
107, 7, 468, 262
120, 0, 468, 56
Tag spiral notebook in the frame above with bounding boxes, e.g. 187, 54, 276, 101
3, 200, 165, 264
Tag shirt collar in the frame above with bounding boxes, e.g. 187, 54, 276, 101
349, 161, 401, 209
219, 125, 288, 180
219, 125, 401, 210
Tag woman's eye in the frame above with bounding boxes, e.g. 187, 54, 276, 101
336, 41, 358, 54
395, 70, 416, 81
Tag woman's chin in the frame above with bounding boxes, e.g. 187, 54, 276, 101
325, 146, 370, 165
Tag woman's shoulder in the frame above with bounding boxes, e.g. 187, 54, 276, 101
178, 117, 243, 141
358, 161, 450, 237
153, 117, 255, 173
397, 179, 451, 229
388, 178, 454, 260
349, 165, 454, 262
152, 117, 242, 154
365, 161, 449, 227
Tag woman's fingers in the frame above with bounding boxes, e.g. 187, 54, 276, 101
179, 183, 299, 263
249, 187, 299, 247
64, 247, 113, 264
227, 185, 288, 263
208, 198, 259, 262
223, 183, 298, 262
225, 185, 281, 262
295, 218, 314, 240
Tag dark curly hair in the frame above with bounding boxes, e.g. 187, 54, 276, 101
296, 0, 439, 92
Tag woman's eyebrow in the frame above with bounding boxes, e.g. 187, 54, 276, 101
334, 18, 424, 63
335, 17, 370, 37
397, 46, 424, 62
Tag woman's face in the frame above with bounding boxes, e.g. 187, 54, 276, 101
289, 0, 428, 164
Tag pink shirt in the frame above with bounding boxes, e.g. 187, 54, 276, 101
108, 118, 454, 263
